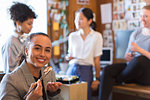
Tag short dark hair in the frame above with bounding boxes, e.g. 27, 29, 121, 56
25, 32, 50, 49
9, 2, 37, 26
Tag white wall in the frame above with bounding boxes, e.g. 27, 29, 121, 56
0, 0, 47, 72
27, 0, 47, 34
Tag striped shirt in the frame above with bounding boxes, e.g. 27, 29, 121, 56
1, 31, 27, 73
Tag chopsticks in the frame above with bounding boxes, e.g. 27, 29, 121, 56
23, 66, 52, 99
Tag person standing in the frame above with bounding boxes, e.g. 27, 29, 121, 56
66, 8, 103, 100
99, 5, 150, 100
1, 2, 37, 73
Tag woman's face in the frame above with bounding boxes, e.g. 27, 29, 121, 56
75, 12, 91, 29
141, 9, 150, 28
26, 35, 52, 68
18, 18, 34, 34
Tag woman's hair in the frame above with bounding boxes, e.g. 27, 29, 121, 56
79, 8, 96, 30
143, 5, 150, 10
16, 32, 50, 66
9, 2, 37, 26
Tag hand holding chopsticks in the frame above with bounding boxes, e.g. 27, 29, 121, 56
23, 66, 52, 99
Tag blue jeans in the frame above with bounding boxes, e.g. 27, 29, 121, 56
99, 56, 150, 100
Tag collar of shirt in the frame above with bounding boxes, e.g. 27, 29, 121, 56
12, 31, 20, 38
78, 28, 94, 37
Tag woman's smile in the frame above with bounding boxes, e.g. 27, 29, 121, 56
36, 58, 46, 63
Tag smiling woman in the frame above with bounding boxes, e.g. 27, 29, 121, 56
25, 33, 52, 70
0, 32, 63, 100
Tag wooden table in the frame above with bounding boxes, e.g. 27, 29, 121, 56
60, 82, 87, 100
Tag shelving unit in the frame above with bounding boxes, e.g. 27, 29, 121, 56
47, 0, 69, 64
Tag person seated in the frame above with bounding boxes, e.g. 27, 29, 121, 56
99, 5, 150, 100
0, 32, 63, 100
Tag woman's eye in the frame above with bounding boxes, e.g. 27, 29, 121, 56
142, 15, 148, 18
45, 49, 51, 52
34, 47, 40, 50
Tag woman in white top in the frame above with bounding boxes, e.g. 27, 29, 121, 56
66, 8, 103, 100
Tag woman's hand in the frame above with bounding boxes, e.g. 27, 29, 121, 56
130, 42, 150, 59
131, 42, 140, 52
124, 53, 134, 62
125, 42, 141, 62
26, 80, 43, 100
65, 54, 73, 61
91, 80, 100, 91
47, 82, 62, 93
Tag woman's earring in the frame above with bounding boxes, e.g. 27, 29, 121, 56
17, 25, 21, 33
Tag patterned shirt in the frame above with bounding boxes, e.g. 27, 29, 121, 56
1, 31, 27, 73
